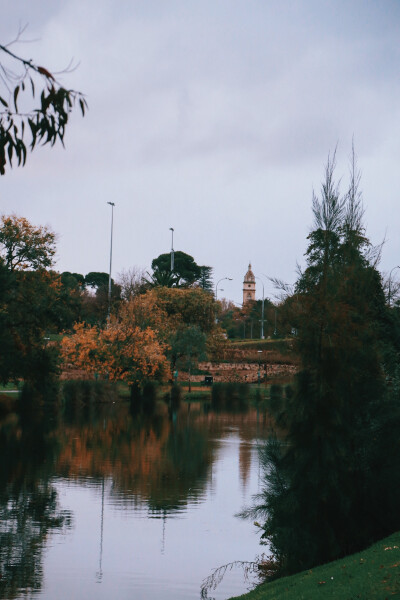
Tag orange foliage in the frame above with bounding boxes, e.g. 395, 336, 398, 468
61, 320, 170, 386
119, 290, 168, 336
62, 287, 219, 384
0, 213, 56, 271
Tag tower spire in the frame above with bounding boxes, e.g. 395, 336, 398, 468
243, 264, 256, 305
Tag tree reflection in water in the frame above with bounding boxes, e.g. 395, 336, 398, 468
0, 381, 271, 599
0, 392, 72, 599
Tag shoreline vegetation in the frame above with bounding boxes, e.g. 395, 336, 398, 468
227, 531, 400, 600
1, 149, 400, 599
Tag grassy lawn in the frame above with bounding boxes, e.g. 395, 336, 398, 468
229, 532, 400, 600
0, 382, 20, 392
230, 338, 292, 349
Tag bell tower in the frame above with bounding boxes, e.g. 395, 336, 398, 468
243, 263, 256, 305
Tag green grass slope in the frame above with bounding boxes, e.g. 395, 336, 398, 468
229, 532, 400, 600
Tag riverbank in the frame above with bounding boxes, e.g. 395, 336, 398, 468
228, 531, 400, 599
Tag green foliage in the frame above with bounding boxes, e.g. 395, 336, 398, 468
0, 266, 60, 385
54, 271, 85, 330
198, 265, 214, 291
156, 286, 218, 333
84, 271, 109, 290
61, 271, 85, 288
146, 267, 176, 288
0, 39, 86, 175
149, 250, 205, 288
81, 271, 121, 325
0, 216, 62, 385
219, 299, 280, 340
171, 325, 207, 372
246, 150, 400, 578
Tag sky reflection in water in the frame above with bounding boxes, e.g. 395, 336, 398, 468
0, 400, 271, 600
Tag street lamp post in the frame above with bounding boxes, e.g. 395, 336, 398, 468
107, 201, 115, 320
215, 277, 232, 324
261, 272, 278, 338
215, 277, 232, 301
169, 228, 174, 272
255, 276, 265, 339
388, 265, 400, 307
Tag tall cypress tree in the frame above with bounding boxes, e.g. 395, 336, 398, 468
249, 150, 400, 577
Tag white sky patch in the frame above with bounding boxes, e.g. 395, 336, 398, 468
1, 0, 400, 304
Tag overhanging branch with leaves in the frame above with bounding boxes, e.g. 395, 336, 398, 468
0, 32, 87, 174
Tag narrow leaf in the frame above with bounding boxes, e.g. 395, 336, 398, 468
14, 86, 20, 111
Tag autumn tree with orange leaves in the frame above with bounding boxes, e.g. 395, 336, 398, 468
61, 286, 225, 387
0, 214, 56, 271
61, 320, 170, 388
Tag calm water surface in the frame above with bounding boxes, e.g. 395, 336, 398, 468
0, 397, 272, 600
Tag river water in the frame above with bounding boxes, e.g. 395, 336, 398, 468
0, 395, 273, 600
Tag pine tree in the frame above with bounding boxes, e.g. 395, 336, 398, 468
248, 150, 400, 577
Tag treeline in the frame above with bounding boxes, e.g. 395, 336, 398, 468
0, 214, 222, 391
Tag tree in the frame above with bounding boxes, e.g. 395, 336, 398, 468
170, 325, 207, 392
117, 266, 146, 301
0, 215, 60, 385
0, 267, 60, 385
198, 266, 214, 292
93, 287, 220, 380
246, 149, 400, 577
61, 319, 170, 388
84, 271, 109, 290
82, 271, 121, 324
0, 30, 86, 175
149, 251, 203, 287
53, 271, 86, 330
0, 214, 56, 271
61, 271, 85, 288
155, 287, 217, 333
145, 268, 176, 289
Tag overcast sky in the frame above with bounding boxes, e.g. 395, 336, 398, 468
1, 1, 400, 305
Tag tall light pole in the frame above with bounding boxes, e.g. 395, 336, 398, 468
215, 277, 232, 301
169, 227, 174, 272
255, 276, 265, 339
107, 201, 115, 319
388, 265, 400, 307
215, 277, 232, 324
261, 273, 278, 338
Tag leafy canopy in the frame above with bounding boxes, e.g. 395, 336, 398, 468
0, 31, 87, 175
0, 213, 56, 271
149, 251, 205, 288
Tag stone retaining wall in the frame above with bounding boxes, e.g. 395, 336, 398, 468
179, 361, 297, 383
61, 361, 298, 384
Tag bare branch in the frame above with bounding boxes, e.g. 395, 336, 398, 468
200, 559, 260, 599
